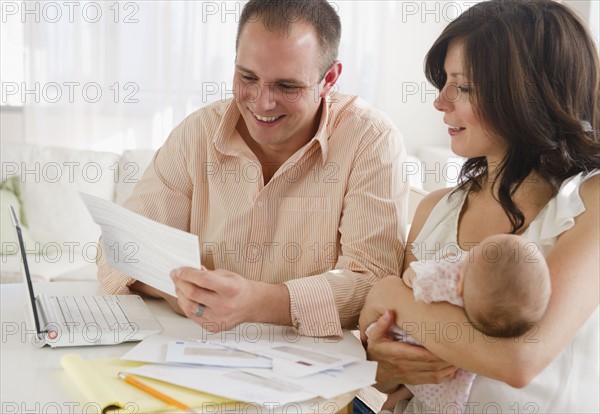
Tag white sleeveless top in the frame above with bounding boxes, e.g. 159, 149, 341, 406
406, 170, 600, 414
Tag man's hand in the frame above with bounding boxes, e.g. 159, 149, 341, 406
381, 386, 413, 411
171, 267, 291, 332
366, 310, 458, 393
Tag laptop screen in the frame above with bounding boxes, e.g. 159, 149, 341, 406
8, 205, 46, 338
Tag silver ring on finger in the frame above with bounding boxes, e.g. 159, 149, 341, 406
194, 303, 206, 318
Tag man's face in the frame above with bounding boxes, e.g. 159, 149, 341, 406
234, 20, 331, 156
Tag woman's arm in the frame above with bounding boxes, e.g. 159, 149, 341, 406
362, 309, 458, 392
370, 177, 600, 387
359, 188, 451, 333
359, 188, 458, 392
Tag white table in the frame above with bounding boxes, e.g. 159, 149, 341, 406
0, 282, 361, 413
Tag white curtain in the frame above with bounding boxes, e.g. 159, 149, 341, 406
17, 1, 473, 154
22, 1, 238, 152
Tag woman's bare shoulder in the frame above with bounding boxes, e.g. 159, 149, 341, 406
413, 188, 454, 224
569, 173, 600, 233
579, 173, 600, 208
407, 187, 454, 250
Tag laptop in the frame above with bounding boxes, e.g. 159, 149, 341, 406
9, 205, 163, 348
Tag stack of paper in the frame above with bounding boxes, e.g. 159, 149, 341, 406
120, 334, 378, 406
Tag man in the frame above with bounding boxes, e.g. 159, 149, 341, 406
98, 0, 408, 338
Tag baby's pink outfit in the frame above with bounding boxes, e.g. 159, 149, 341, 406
366, 257, 475, 414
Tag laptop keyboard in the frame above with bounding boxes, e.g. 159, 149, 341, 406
54, 296, 132, 332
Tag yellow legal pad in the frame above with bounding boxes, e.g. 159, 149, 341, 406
61, 354, 235, 413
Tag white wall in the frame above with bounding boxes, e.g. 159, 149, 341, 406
591, 0, 600, 45
563, 0, 600, 48
0, 109, 23, 144
376, 2, 451, 156
335, 1, 456, 156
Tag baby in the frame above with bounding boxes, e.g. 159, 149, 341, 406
368, 233, 552, 414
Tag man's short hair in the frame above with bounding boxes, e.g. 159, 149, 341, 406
236, 0, 341, 79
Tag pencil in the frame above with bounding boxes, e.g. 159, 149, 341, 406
117, 372, 193, 412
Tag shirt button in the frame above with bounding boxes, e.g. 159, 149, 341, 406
256, 201, 263, 208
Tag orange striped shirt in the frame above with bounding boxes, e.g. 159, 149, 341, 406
97, 93, 408, 337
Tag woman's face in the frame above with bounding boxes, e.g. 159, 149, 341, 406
434, 41, 507, 164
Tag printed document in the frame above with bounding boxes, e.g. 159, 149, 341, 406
121, 335, 272, 368
126, 363, 316, 405
121, 332, 377, 403
80, 192, 200, 296
166, 340, 272, 368
217, 339, 360, 377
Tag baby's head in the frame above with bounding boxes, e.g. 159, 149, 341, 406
457, 234, 551, 338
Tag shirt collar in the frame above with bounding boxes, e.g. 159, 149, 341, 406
212, 99, 252, 160
213, 96, 333, 165
312, 94, 332, 165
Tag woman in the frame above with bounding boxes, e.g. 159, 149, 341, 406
360, 1, 599, 412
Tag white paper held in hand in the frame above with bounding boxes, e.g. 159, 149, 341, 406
79, 192, 200, 297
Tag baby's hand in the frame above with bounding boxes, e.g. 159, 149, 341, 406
381, 386, 414, 411
402, 267, 416, 288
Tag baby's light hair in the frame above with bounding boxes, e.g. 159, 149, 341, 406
463, 234, 551, 338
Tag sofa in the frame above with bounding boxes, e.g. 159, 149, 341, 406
0, 143, 155, 284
